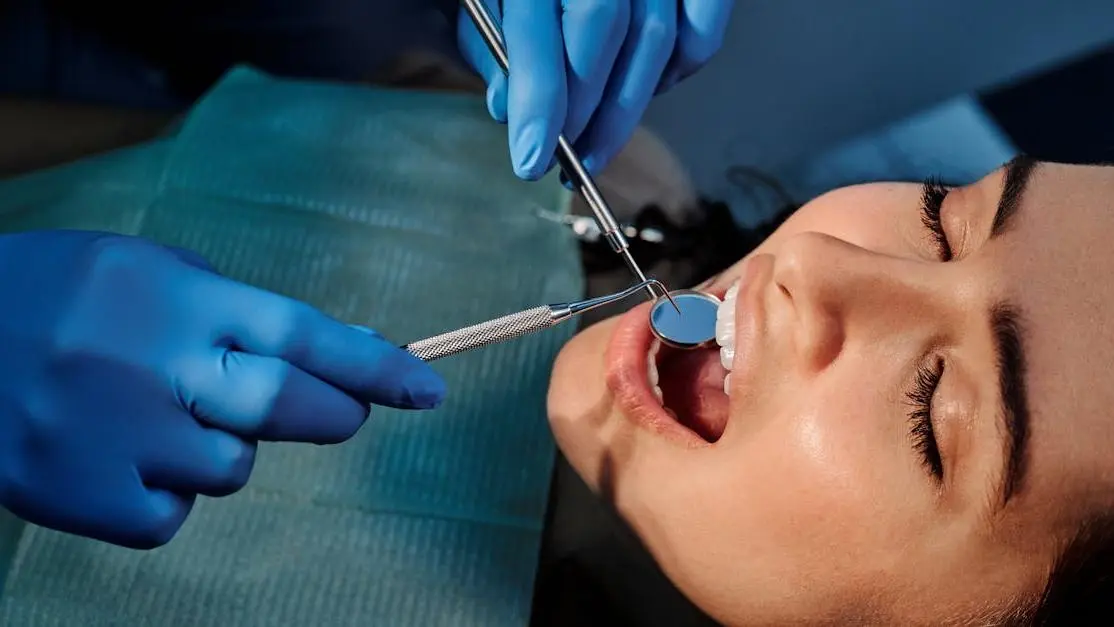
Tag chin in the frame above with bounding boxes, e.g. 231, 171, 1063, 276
547, 315, 769, 627
546, 316, 621, 493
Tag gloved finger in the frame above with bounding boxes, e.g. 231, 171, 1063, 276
457, 0, 509, 123
205, 277, 445, 410
560, 0, 630, 145
166, 245, 217, 273
578, 0, 677, 175
181, 349, 373, 444
23, 472, 193, 550
132, 489, 195, 550
104, 488, 195, 550
137, 416, 257, 498
503, 0, 567, 180
657, 0, 734, 93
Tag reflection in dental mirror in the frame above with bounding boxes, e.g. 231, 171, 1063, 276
650, 290, 721, 349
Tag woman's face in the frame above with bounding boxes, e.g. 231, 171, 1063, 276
547, 159, 1114, 624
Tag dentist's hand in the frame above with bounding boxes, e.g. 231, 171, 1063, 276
0, 230, 445, 549
457, 0, 734, 180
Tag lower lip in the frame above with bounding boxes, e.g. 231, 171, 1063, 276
604, 294, 725, 448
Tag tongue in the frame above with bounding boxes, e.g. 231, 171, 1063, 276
657, 347, 730, 442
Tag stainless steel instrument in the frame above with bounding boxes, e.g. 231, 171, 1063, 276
404, 279, 665, 361
460, 0, 675, 311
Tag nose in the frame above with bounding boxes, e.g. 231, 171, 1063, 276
773, 232, 941, 371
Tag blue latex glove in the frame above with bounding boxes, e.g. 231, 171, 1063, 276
0, 230, 446, 549
457, 0, 734, 180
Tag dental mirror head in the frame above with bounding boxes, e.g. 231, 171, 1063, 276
649, 289, 720, 349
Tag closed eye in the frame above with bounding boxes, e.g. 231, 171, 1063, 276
907, 356, 945, 482
920, 178, 953, 262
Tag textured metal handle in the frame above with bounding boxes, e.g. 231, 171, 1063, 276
403, 306, 554, 362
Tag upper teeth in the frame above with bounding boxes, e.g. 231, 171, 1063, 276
716, 282, 739, 395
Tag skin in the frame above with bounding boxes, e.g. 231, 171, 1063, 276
547, 160, 1114, 625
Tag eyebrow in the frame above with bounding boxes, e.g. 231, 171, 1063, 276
990, 304, 1030, 506
987, 154, 1037, 507
990, 154, 1037, 238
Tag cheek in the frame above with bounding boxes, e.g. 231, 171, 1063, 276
740, 358, 924, 513
643, 395, 905, 620
728, 392, 882, 532
698, 367, 922, 564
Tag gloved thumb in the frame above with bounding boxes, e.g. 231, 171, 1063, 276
457, 1, 508, 123
167, 245, 218, 274
486, 75, 508, 125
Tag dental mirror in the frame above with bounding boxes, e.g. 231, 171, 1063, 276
649, 289, 721, 349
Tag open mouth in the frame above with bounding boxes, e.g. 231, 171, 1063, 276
605, 282, 742, 446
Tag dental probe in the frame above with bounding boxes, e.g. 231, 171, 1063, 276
459, 0, 677, 314
404, 279, 665, 362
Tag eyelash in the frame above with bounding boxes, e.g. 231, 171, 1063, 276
906, 178, 952, 482
920, 178, 953, 261
906, 356, 945, 481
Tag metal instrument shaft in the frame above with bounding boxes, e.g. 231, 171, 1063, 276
403, 279, 664, 361
460, 0, 671, 310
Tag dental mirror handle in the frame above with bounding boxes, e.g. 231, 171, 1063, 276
403, 306, 555, 362
459, 0, 660, 304
402, 279, 665, 362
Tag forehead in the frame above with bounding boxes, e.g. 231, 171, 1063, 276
998, 163, 1114, 515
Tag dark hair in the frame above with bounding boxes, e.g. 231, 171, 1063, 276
579, 165, 802, 287
1021, 514, 1114, 626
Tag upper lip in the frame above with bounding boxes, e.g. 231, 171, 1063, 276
604, 286, 732, 447
727, 256, 769, 392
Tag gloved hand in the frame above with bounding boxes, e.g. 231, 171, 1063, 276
0, 230, 445, 549
457, 0, 734, 180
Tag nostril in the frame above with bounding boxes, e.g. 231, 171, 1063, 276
778, 284, 791, 299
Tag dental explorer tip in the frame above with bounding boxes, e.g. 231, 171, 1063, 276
643, 278, 681, 315
663, 289, 681, 315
